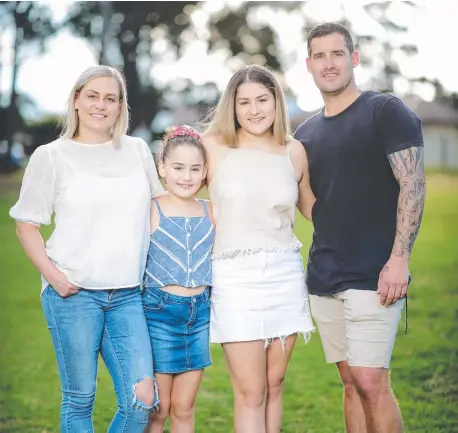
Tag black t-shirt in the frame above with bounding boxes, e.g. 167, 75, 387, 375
294, 91, 424, 296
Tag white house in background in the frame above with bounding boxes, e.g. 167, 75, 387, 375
290, 94, 458, 169
403, 95, 458, 169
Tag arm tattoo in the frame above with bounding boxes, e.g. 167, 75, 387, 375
387, 147, 426, 258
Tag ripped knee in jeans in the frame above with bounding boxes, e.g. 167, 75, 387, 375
132, 376, 160, 413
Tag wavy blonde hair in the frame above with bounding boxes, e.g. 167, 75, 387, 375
204, 65, 290, 147
60, 65, 129, 147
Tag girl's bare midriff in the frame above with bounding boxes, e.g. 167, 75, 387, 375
160, 284, 207, 297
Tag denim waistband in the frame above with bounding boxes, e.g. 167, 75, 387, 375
145, 286, 210, 304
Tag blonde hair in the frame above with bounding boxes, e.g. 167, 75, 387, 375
204, 65, 290, 147
60, 65, 129, 147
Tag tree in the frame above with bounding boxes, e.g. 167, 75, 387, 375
9, 0, 430, 162
65, 1, 197, 133
64, 2, 310, 132
0, 1, 53, 172
363, 1, 420, 93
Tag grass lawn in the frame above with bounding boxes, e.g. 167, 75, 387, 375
0, 172, 457, 432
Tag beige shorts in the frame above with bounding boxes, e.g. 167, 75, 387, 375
310, 289, 404, 369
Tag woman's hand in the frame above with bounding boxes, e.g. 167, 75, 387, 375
47, 269, 79, 298
15, 221, 79, 297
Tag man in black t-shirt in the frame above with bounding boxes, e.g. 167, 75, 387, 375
294, 23, 425, 433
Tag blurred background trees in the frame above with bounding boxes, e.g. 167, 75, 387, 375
1, 0, 457, 172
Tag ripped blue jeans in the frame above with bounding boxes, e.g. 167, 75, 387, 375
41, 285, 159, 433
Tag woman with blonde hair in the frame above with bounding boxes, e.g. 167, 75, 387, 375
10, 65, 164, 432
203, 64, 315, 433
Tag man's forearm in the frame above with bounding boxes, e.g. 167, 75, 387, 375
388, 147, 426, 258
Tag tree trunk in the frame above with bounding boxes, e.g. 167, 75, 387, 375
119, 13, 141, 131
98, 1, 113, 65
1, 2, 22, 173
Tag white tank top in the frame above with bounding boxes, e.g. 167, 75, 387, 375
208, 146, 302, 260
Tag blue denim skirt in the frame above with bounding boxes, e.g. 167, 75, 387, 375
143, 286, 211, 374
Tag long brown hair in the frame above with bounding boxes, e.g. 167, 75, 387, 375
204, 65, 290, 147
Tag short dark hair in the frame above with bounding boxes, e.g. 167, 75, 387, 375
307, 22, 354, 57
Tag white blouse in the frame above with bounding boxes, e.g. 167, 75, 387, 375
10, 135, 165, 292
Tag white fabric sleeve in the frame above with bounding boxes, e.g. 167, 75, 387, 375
9, 145, 56, 226
138, 138, 165, 198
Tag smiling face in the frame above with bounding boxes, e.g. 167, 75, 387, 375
74, 76, 121, 140
235, 82, 276, 137
306, 32, 359, 96
159, 143, 207, 199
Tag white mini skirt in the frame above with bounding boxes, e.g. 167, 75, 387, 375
210, 250, 315, 346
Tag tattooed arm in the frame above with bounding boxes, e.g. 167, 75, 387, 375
388, 146, 426, 258
377, 146, 426, 306
373, 96, 426, 306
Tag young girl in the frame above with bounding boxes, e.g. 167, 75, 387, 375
142, 125, 214, 433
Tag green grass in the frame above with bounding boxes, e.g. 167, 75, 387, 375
1, 173, 457, 432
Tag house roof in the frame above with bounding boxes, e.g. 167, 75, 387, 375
403, 95, 458, 126
290, 94, 458, 129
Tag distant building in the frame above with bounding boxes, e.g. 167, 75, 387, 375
403, 95, 458, 169
290, 95, 458, 169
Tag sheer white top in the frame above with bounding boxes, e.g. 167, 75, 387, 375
10, 135, 164, 292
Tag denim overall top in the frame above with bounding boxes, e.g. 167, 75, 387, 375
143, 199, 214, 289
